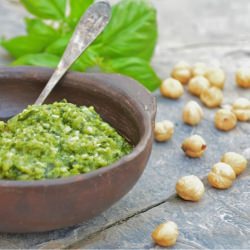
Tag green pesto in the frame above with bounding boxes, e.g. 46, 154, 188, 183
0, 101, 132, 180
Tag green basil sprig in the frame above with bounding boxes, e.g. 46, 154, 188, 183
1, 0, 161, 91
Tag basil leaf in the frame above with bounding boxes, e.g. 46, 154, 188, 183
76, 47, 101, 70
20, 0, 66, 20
46, 34, 100, 67
97, 0, 157, 61
25, 18, 59, 38
46, 34, 71, 55
12, 53, 60, 68
1, 36, 53, 58
69, 0, 94, 26
12, 53, 84, 71
104, 57, 161, 91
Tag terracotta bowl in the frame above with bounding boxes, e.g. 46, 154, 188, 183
0, 67, 156, 233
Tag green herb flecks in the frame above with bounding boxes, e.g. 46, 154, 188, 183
0, 101, 132, 180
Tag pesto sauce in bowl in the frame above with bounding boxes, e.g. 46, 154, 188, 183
0, 101, 132, 180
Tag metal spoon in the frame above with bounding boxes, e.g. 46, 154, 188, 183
34, 1, 111, 105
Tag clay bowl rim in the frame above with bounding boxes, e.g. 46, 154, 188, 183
0, 67, 155, 187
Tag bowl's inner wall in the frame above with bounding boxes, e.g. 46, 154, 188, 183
0, 76, 144, 146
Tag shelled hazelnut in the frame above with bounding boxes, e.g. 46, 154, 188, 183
181, 135, 207, 158
152, 221, 179, 247
232, 98, 250, 121
188, 76, 210, 97
221, 152, 247, 175
207, 162, 236, 189
200, 87, 223, 108
205, 67, 225, 89
160, 78, 184, 99
154, 120, 174, 142
191, 62, 208, 77
171, 61, 192, 84
235, 67, 250, 88
182, 101, 203, 126
214, 109, 237, 131
176, 175, 205, 201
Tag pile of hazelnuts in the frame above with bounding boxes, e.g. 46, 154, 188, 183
151, 62, 249, 247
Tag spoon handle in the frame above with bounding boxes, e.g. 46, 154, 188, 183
35, 1, 111, 105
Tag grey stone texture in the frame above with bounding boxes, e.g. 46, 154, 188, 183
0, 0, 249, 249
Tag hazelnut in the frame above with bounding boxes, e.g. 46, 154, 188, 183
200, 87, 223, 108
191, 62, 208, 76
154, 120, 174, 142
171, 61, 192, 84
188, 76, 210, 97
182, 101, 203, 126
214, 109, 237, 131
160, 78, 184, 99
207, 162, 236, 189
181, 135, 207, 158
176, 175, 205, 201
232, 97, 250, 121
152, 221, 179, 247
221, 152, 247, 175
236, 67, 250, 88
205, 67, 225, 89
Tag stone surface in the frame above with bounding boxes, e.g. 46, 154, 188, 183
0, 0, 249, 249
73, 172, 250, 249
